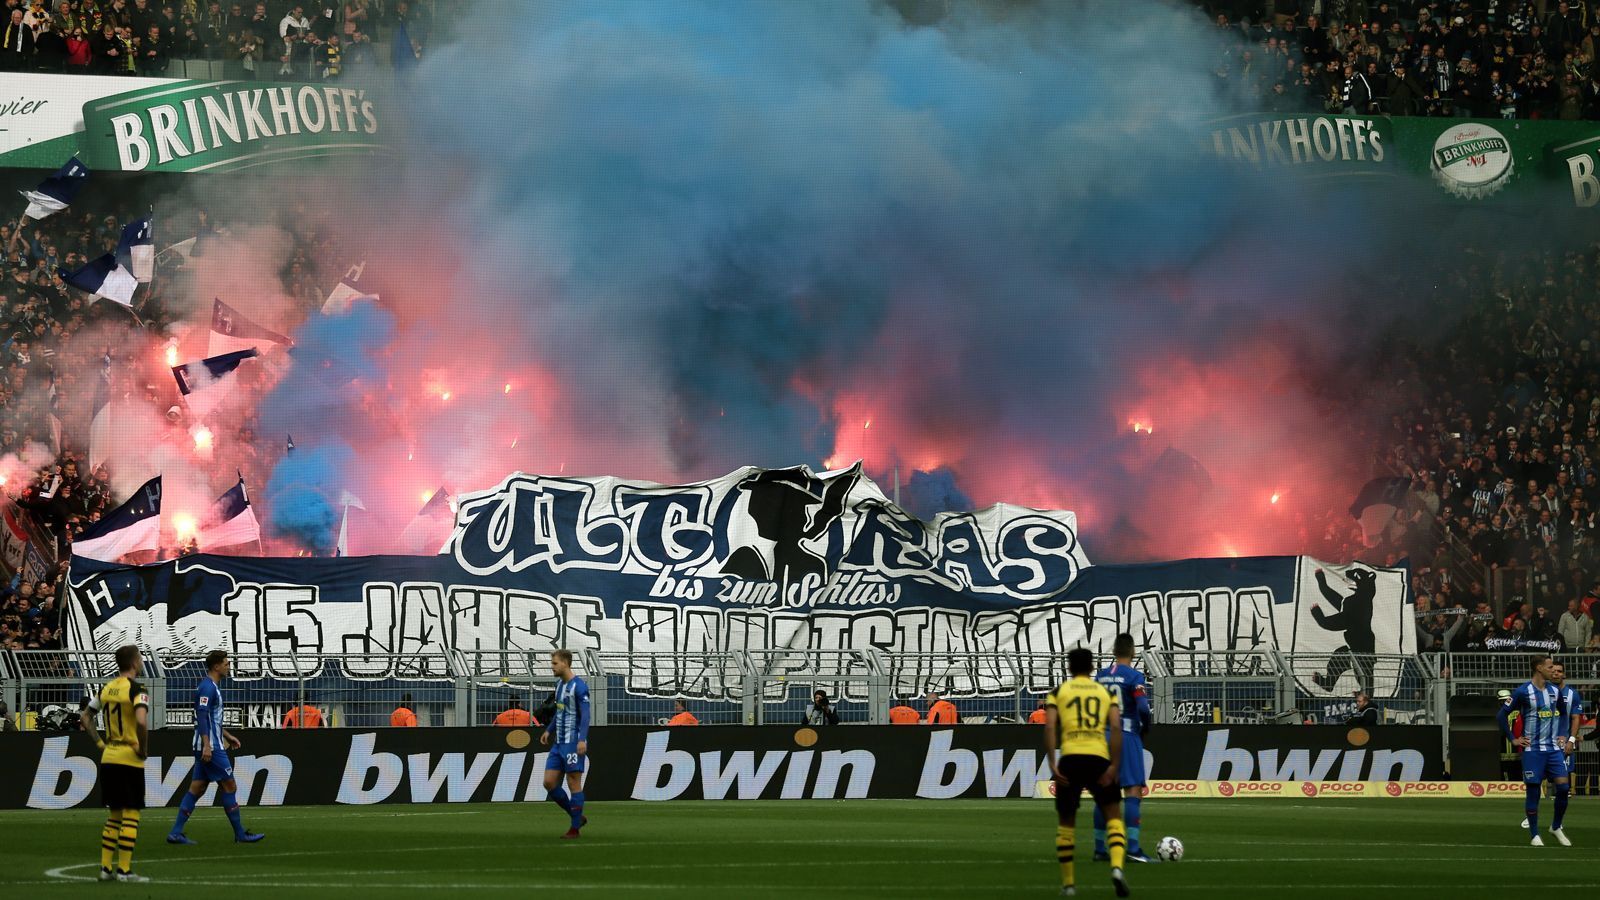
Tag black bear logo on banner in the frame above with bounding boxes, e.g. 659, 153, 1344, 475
721, 467, 856, 587
1310, 566, 1377, 696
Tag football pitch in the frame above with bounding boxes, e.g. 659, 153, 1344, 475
1, 798, 1586, 897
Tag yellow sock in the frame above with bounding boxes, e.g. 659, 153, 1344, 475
100, 811, 122, 871
1107, 818, 1127, 870
1056, 824, 1075, 887
116, 808, 140, 874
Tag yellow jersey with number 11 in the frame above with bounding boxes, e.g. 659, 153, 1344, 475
94, 676, 149, 768
1045, 675, 1118, 759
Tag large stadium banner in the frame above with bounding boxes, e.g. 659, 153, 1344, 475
66, 465, 1413, 700
0, 74, 391, 172
8, 724, 1446, 809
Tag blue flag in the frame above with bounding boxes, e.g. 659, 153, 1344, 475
21, 157, 88, 219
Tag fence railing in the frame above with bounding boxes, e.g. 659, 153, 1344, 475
1, 648, 1590, 739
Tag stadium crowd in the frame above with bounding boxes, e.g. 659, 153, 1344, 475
1199, 0, 1600, 119
0, 0, 444, 79
1369, 240, 1600, 657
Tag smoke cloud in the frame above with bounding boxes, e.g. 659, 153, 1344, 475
67, 0, 1592, 563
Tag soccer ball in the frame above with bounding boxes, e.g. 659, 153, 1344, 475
1156, 836, 1184, 862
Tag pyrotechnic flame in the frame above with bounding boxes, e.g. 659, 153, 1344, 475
1270, 493, 1280, 504
192, 426, 213, 450
440, 391, 452, 402
165, 342, 179, 367
864, 419, 872, 430
173, 514, 197, 538
504, 383, 512, 394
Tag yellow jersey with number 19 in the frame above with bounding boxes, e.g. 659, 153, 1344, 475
1045, 675, 1118, 759
93, 676, 149, 768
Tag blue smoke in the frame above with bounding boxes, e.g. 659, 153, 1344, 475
257, 302, 393, 547
901, 467, 974, 521
263, 442, 355, 551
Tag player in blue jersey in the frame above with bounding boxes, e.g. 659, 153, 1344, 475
540, 648, 590, 839
1093, 634, 1154, 863
1498, 654, 1571, 847
167, 650, 264, 845
1553, 662, 1583, 813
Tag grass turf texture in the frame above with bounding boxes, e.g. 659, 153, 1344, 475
0, 798, 1586, 897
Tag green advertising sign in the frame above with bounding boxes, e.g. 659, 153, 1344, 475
1211, 112, 1600, 208
0, 74, 391, 173
83, 80, 391, 173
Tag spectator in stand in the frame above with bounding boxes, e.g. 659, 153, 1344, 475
2, 9, 36, 69
319, 31, 341, 79
278, 3, 311, 76
667, 699, 699, 726
1560, 599, 1594, 650
63, 24, 90, 69
390, 694, 417, 727
137, 24, 166, 75
924, 691, 958, 725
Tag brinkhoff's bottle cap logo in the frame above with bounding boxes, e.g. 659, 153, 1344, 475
1431, 123, 1515, 199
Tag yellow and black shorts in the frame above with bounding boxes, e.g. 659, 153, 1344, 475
99, 763, 143, 810
1053, 754, 1120, 814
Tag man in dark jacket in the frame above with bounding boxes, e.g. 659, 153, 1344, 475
1342, 63, 1376, 113
1347, 692, 1380, 725
0, 10, 35, 70
1388, 62, 1426, 115
803, 689, 840, 726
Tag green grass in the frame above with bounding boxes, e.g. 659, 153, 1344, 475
0, 798, 1585, 897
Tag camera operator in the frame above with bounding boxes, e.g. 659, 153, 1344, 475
802, 689, 839, 726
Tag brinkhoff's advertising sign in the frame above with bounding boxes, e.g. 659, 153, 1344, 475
1207, 113, 1600, 207
0, 74, 390, 172
8, 725, 1445, 809
66, 466, 1414, 701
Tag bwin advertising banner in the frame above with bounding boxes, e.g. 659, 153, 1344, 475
66, 465, 1412, 700
10, 725, 1445, 809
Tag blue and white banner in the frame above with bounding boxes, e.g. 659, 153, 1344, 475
65, 466, 1411, 699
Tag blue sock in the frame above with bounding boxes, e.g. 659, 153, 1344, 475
219, 791, 245, 838
1525, 782, 1541, 836
1093, 805, 1107, 854
548, 786, 572, 813
569, 791, 585, 829
1553, 784, 1570, 830
170, 791, 198, 836
1125, 796, 1142, 853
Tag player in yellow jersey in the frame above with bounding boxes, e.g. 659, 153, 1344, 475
81, 645, 151, 883
1044, 647, 1130, 899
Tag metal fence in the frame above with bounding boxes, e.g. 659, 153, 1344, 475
1, 647, 1593, 743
